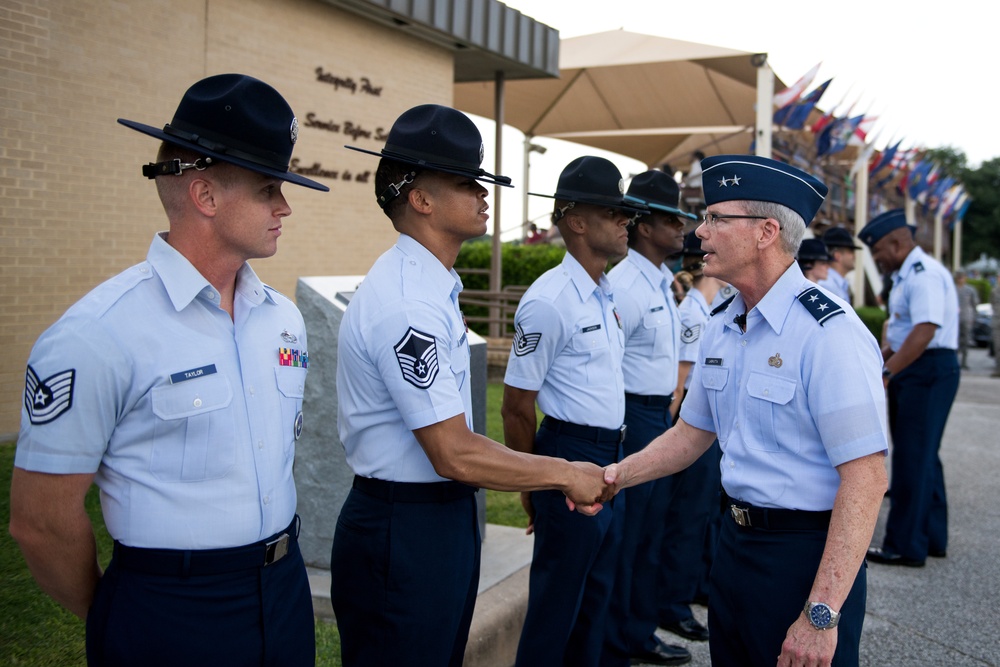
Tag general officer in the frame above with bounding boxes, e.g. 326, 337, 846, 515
9, 73, 329, 666
503, 156, 634, 667
818, 227, 862, 302
603, 170, 695, 666
333, 106, 608, 667
605, 155, 889, 667
860, 209, 961, 567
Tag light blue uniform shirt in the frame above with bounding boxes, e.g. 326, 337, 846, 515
885, 246, 959, 352
817, 267, 851, 302
505, 252, 626, 429
680, 263, 888, 511
16, 233, 306, 548
607, 249, 680, 396
677, 288, 711, 389
337, 234, 472, 483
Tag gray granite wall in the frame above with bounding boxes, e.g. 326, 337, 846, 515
294, 276, 488, 569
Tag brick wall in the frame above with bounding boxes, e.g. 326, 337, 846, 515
0, 0, 456, 435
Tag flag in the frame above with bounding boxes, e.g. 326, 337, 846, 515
869, 139, 901, 176
774, 78, 832, 130
905, 160, 936, 199
941, 185, 965, 218
774, 62, 822, 108
848, 116, 878, 146
816, 114, 864, 157
849, 127, 883, 178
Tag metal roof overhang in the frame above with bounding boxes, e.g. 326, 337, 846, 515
321, 0, 560, 82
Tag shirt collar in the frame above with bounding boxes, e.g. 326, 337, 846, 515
397, 234, 464, 299
562, 251, 610, 302
147, 232, 271, 312
626, 248, 670, 288
895, 245, 927, 280
743, 262, 805, 336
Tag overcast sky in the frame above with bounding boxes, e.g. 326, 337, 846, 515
471, 0, 990, 238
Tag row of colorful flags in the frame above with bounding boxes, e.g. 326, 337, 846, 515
771, 64, 972, 227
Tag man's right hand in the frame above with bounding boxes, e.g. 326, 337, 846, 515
561, 461, 612, 516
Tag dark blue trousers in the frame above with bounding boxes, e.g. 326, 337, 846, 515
86, 525, 315, 667
709, 516, 867, 667
515, 424, 624, 667
883, 349, 960, 560
658, 437, 722, 626
330, 486, 480, 667
695, 441, 724, 603
603, 398, 672, 665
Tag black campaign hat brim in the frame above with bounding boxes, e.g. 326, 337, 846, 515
344, 144, 513, 188
527, 190, 643, 215
118, 119, 329, 192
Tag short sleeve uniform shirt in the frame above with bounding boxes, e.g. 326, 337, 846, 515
505, 252, 626, 429
680, 263, 887, 510
885, 246, 959, 352
337, 234, 472, 483
16, 233, 306, 548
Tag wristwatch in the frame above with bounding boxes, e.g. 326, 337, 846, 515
804, 601, 840, 630
882, 366, 892, 380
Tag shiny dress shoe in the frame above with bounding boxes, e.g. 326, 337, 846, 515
630, 637, 692, 665
866, 547, 925, 567
660, 617, 709, 642
929, 549, 947, 558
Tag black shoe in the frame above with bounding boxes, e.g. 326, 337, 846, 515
866, 547, 925, 567
660, 617, 709, 642
630, 637, 692, 665
929, 549, 947, 558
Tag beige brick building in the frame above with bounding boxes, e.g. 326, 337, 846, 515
0, 0, 557, 435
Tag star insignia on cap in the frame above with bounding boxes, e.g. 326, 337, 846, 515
730, 175, 741, 186
290, 117, 299, 145
718, 177, 729, 187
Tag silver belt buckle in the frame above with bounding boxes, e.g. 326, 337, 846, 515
264, 533, 290, 566
730, 505, 751, 527
618, 425, 628, 443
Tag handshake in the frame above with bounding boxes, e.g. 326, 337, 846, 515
563, 460, 628, 516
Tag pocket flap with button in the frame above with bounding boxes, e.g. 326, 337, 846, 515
152, 373, 233, 420
746, 372, 796, 405
274, 366, 307, 399
701, 366, 729, 391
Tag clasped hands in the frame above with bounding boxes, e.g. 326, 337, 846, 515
562, 461, 628, 516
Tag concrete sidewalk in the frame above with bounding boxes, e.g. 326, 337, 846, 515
312, 346, 1000, 667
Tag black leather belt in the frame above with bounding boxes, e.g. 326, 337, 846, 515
726, 499, 831, 531
625, 392, 674, 407
112, 516, 299, 576
353, 475, 478, 503
541, 416, 627, 444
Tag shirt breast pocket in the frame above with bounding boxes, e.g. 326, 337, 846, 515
745, 372, 798, 453
642, 310, 671, 356
275, 366, 307, 461
450, 341, 469, 391
700, 365, 731, 440
570, 329, 607, 382
150, 373, 235, 482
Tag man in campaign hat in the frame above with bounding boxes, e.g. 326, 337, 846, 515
859, 209, 960, 569
10, 73, 327, 666
603, 170, 695, 666
605, 155, 889, 666
503, 155, 637, 667
332, 106, 609, 667
797, 237, 834, 284
818, 227, 863, 302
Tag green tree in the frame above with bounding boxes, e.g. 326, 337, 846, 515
958, 156, 1000, 265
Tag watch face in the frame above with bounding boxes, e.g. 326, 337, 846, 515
809, 603, 832, 628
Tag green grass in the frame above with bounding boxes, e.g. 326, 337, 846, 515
1, 382, 526, 665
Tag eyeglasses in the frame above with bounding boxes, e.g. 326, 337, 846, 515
700, 212, 769, 227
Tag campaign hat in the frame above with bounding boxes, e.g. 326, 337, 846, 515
530, 156, 642, 218
858, 209, 909, 247
700, 155, 827, 225
118, 73, 328, 191
822, 227, 862, 250
797, 238, 833, 262
624, 170, 697, 220
345, 104, 511, 188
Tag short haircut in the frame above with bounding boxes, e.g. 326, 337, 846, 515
743, 199, 806, 256
375, 157, 422, 221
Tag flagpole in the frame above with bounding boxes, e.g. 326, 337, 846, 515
933, 206, 944, 262
952, 218, 963, 272
754, 53, 773, 157
852, 158, 869, 308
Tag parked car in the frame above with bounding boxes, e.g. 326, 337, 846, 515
973, 302, 993, 353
